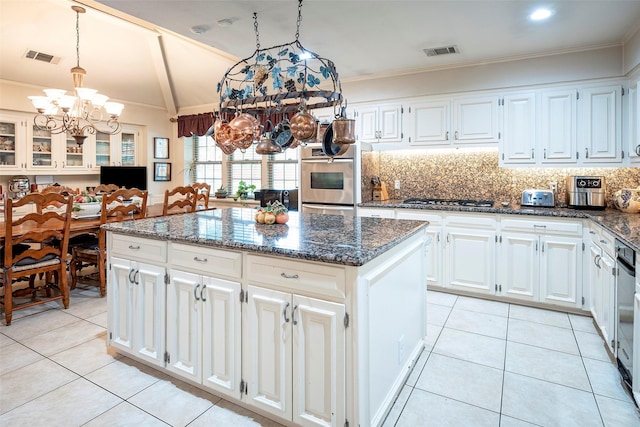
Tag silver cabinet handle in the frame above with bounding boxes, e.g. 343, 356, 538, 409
283, 302, 290, 323
200, 285, 207, 302
281, 272, 299, 279
128, 268, 135, 284
133, 269, 139, 285
599, 239, 607, 245
55, 161, 58, 168
636, 145, 640, 156
445, 131, 449, 140
585, 147, 589, 159
454, 130, 459, 140
589, 231, 596, 235
128, 245, 141, 250
531, 148, 534, 159
193, 257, 208, 263
292, 305, 298, 325
194, 283, 201, 301
533, 224, 547, 228
595, 254, 602, 268
543, 149, 547, 159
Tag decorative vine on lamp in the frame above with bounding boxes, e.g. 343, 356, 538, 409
28, 6, 124, 146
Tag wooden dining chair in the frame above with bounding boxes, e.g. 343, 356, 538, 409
191, 182, 211, 210
40, 185, 79, 196
94, 183, 120, 194
70, 188, 148, 297
162, 185, 197, 215
1, 192, 73, 325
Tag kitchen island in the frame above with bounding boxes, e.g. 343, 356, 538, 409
103, 208, 429, 427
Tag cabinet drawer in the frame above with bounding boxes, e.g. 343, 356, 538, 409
597, 228, 616, 257
446, 214, 496, 229
170, 243, 242, 279
247, 255, 346, 299
501, 218, 582, 236
396, 210, 443, 225
359, 208, 395, 218
110, 234, 167, 263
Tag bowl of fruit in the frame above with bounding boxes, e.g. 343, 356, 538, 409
73, 194, 102, 218
254, 200, 289, 225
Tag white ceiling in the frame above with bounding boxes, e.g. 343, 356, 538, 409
2, 0, 640, 114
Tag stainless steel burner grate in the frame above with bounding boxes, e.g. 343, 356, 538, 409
402, 198, 494, 207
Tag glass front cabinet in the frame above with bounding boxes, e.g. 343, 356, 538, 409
0, 113, 27, 172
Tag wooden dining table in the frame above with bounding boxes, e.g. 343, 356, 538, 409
0, 203, 214, 242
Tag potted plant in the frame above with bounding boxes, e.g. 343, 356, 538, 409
233, 181, 256, 201
214, 186, 228, 199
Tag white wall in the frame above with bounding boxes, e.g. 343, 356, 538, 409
624, 26, 640, 75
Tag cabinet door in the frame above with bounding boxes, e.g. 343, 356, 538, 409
201, 275, 241, 398
540, 89, 577, 164
446, 228, 495, 294
245, 285, 292, 420
452, 96, 499, 143
408, 101, 450, 145
628, 84, 640, 164
600, 253, 617, 353
588, 244, 602, 322
501, 92, 536, 164
357, 106, 379, 142
539, 236, 582, 308
28, 124, 56, 170
166, 269, 201, 382
0, 114, 26, 171
378, 104, 403, 143
499, 233, 538, 301
133, 261, 166, 367
581, 85, 622, 163
62, 133, 88, 171
426, 228, 444, 288
119, 129, 138, 166
108, 256, 136, 354
94, 131, 113, 168
292, 295, 345, 427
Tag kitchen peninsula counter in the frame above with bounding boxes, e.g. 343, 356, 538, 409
360, 199, 640, 252
103, 208, 429, 427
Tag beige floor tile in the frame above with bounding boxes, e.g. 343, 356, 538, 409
0, 302, 58, 325
85, 357, 166, 399
583, 358, 634, 403
569, 314, 599, 334
427, 303, 451, 326
505, 341, 591, 391
0, 358, 78, 415
83, 402, 169, 426
575, 330, 614, 362
433, 328, 506, 369
0, 342, 45, 375
63, 295, 107, 320
507, 318, 579, 355
0, 333, 15, 347
0, 309, 79, 341
499, 415, 541, 426
415, 353, 504, 412
190, 399, 286, 426
425, 323, 442, 349
445, 308, 508, 339
21, 319, 105, 356
0, 377, 121, 426
426, 290, 458, 307
381, 385, 413, 427
594, 394, 640, 427
454, 296, 509, 317
502, 372, 603, 427
85, 311, 108, 328
128, 377, 218, 426
396, 388, 500, 427
49, 335, 121, 376
509, 304, 571, 329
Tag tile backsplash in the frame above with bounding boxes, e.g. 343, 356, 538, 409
361, 148, 640, 207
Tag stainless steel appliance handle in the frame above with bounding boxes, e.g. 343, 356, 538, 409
301, 158, 353, 164
304, 204, 353, 212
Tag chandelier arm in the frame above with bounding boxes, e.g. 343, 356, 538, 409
33, 114, 66, 134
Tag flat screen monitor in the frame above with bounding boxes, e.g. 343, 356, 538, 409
100, 166, 148, 191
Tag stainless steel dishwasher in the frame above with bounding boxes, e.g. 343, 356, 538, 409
616, 238, 636, 390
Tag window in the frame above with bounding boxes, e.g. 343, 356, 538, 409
188, 135, 299, 192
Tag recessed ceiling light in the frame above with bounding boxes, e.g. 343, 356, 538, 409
529, 8, 553, 21
190, 25, 211, 35
217, 18, 233, 28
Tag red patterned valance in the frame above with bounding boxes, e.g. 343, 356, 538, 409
177, 113, 214, 138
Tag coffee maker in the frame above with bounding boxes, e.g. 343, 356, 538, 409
8, 175, 30, 199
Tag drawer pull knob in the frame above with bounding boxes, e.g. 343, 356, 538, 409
128, 245, 141, 250
533, 224, 547, 228
281, 273, 299, 279
599, 240, 607, 244
193, 257, 208, 263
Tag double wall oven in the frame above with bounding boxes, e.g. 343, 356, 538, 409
300, 143, 359, 215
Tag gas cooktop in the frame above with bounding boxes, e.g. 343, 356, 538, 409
402, 198, 495, 208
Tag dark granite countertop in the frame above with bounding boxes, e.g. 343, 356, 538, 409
360, 200, 640, 253
102, 208, 429, 266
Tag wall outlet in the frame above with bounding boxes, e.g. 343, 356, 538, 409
550, 182, 558, 193
394, 180, 401, 190
397, 335, 405, 364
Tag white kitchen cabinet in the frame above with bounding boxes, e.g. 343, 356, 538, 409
540, 88, 578, 164
445, 214, 497, 294
500, 92, 536, 164
407, 100, 450, 145
0, 113, 27, 171
355, 102, 404, 144
396, 210, 444, 288
358, 207, 395, 218
108, 256, 166, 367
628, 83, 640, 164
539, 235, 582, 307
166, 269, 242, 399
89, 127, 140, 170
498, 232, 538, 302
580, 84, 623, 163
451, 95, 500, 143
244, 284, 346, 427
27, 124, 90, 172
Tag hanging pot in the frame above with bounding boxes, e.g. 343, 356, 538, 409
332, 117, 356, 144
290, 110, 318, 142
272, 119, 294, 149
321, 122, 348, 157
229, 113, 257, 149
255, 132, 282, 154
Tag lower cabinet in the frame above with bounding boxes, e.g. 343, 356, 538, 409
589, 242, 617, 353
166, 269, 242, 399
244, 285, 346, 427
108, 256, 166, 367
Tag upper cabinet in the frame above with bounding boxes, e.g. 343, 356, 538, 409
580, 85, 622, 164
88, 127, 140, 171
355, 102, 404, 144
452, 95, 500, 143
539, 88, 578, 164
0, 112, 27, 172
627, 80, 639, 164
500, 91, 536, 164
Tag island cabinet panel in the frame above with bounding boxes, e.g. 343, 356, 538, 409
108, 256, 166, 367
166, 269, 242, 399
244, 285, 346, 427
171, 243, 242, 279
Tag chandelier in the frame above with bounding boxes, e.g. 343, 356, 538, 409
28, 6, 124, 146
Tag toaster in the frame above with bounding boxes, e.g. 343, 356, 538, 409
521, 189, 555, 207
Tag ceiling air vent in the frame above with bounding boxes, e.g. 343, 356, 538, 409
423, 45, 460, 57
24, 49, 61, 64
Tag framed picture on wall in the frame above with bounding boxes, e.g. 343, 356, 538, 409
154, 162, 171, 181
154, 137, 169, 159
